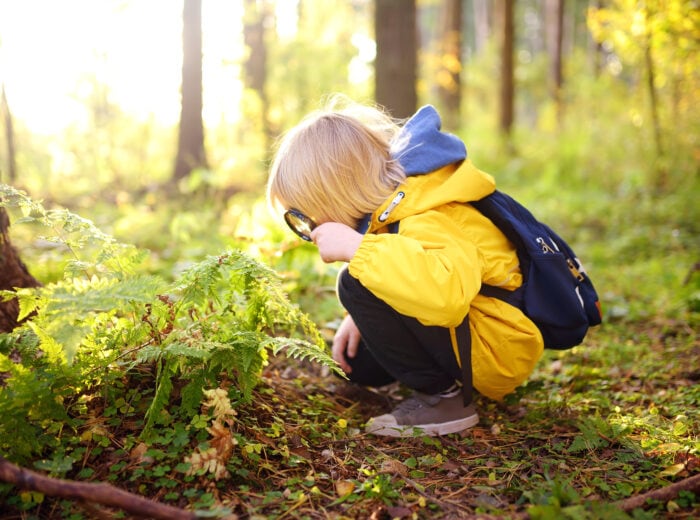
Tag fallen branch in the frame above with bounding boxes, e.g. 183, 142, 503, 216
0, 456, 197, 520
616, 473, 700, 512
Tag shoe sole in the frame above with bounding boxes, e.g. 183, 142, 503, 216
365, 413, 479, 437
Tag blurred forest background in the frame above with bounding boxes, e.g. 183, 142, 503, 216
1, 0, 698, 318
0, 0, 698, 518
0, 0, 698, 288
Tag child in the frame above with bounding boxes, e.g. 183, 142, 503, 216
267, 97, 544, 437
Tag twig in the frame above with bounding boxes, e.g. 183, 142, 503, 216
616, 473, 700, 512
0, 456, 197, 520
402, 475, 473, 516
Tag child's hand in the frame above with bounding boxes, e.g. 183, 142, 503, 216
332, 314, 361, 374
310, 222, 363, 263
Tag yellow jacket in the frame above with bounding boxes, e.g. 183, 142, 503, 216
347, 109, 543, 400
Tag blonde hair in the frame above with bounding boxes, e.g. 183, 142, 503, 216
267, 97, 406, 228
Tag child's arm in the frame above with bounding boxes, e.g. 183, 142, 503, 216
331, 314, 361, 374
348, 210, 482, 328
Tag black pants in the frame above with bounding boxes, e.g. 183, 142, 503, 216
337, 267, 464, 395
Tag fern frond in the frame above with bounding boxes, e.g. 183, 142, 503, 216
1, 184, 146, 280
1, 288, 44, 322
266, 336, 342, 376
179, 371, 208, 416
43, 275, 164, 315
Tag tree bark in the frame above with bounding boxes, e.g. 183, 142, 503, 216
173, 0, 207, 183
0, 456, 197, 520
0, 207, 41, 333
374, 0, 418, 119
617, 473, 700, 512
499, 0, 515, 137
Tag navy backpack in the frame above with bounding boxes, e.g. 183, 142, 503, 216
451, 190, 603, 405
472, 190, 602, 350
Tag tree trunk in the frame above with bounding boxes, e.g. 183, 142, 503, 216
499, 0, 515, 137
0, 207, 41, 333
588, 0, 605, 77
173, 0, 207, 183
374, 0, 418, 119
1, 84, 17, 184
472, 0, 492, 53
243, 0, 273, 154
437, 0, 463, 131
545, 0, 564, 125
643, 3, 664, 186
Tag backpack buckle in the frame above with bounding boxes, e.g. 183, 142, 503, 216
567, 258, 585, 282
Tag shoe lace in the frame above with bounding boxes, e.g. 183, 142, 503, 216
393, 393, 436, 413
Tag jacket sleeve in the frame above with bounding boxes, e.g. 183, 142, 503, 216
347, 210, 483, 327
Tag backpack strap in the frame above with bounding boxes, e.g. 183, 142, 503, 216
479, 283, 524, 309
455, 316, 473, 407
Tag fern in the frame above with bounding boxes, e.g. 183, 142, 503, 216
135, 249, 341, 435
267, 336, 339, 366
143, 358, 176, 431
44, 275, 164, 313
0, 184, 143, 279
8, 275, 163, 364
568, 416, 612, 453
0, 186, 340, 459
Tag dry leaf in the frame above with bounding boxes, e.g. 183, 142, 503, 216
80, 415, 110, 443
203, 388, 237, 422
379, 458, 408, 476
659, 463, 686, 477
129, 442, 150, 464
208, 419, 236, 463
335, 479, 355, 497
185, 446, 230, 480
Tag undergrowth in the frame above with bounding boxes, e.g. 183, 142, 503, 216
1, 319, 697, 519
0, 184, 336, 463
0, 183, 697, 519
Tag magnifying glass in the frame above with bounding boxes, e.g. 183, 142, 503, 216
284, 208, 318, 242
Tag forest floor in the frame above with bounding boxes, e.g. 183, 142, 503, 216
1, 317, 698, 520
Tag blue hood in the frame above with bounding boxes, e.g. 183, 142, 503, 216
392, 105, 467, 176
356, 106, 470, 234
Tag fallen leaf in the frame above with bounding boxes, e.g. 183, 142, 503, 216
659, 463, 686, 477
335, 479, 355, 497
129, 442, 149, 463
379, 458, 408, 476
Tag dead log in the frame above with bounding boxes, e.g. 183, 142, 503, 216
616, 473, 700, 512
454, 474, 700, 519
0, 206, 41, 332
0, 456, 197, 520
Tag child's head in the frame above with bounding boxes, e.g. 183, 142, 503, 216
267, 97, 406, 229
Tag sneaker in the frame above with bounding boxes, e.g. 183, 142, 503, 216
365, 392, 479, 437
